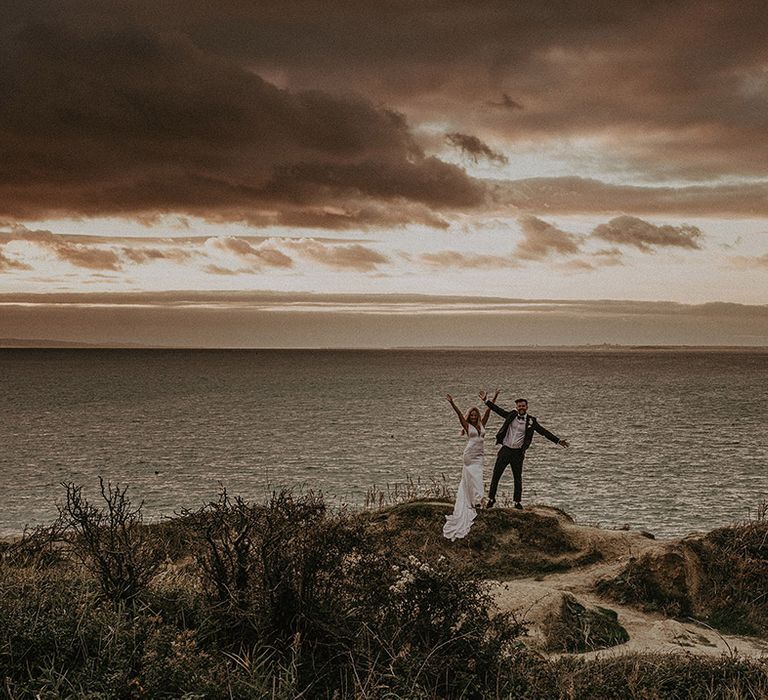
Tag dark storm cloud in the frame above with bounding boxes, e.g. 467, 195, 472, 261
486, 94, 524, 111
0, 17, 480, 226
516, 216, 582, 260
70, 0, 765, 181
274, 202, 451, 230
592, 216, 702, 251
445, 133, 508, 165
4, 0, 768, 227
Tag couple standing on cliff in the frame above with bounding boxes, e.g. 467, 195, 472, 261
443, 390, 569, 541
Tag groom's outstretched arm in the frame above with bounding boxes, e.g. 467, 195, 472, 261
533, 420, 569, 447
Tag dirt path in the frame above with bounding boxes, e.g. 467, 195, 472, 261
489, 507, 768, 659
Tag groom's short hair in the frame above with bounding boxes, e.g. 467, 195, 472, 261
515, 398, 528, 404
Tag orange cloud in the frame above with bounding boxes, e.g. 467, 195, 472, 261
730, 253, 768, 269
10, 227, 122, 270
121, 247, 194, 264
210, 237, 293, 268
418, 251, 515, 269
487, 177, 768, 218
516, 216, 582, 260
288, 240, 389, 271
592, 216, 702, 251
0, 247, 31, 271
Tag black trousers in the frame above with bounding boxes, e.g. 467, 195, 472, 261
488, 446, 526, 502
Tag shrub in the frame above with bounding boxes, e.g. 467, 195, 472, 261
549, 654, 768, 700
183, 488, 259, 612
0, 565, 237, 698
695, 518, 768, 636
0, 521, 67, 569
185, 490, 380, 659
0, 567, 138, 696
183, 489, 526, 696
139, 626, 227, 698
57, 478, 163, 604
357, 553, 524, 697
6, 485, 768, 698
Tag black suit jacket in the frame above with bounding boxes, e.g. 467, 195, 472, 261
484, 400, 560, 449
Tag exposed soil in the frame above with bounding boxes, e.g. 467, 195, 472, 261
360, 501, 768, 659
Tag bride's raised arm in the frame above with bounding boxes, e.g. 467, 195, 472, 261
446, 394, 469, 433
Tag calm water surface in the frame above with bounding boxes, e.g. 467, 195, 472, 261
1, 349, 766, 538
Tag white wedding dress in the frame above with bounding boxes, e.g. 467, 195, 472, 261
443, 423, 485, 541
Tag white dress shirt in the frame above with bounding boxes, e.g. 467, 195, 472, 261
502, 413, 528, 449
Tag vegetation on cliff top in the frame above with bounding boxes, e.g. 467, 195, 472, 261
1, 482, 767, 698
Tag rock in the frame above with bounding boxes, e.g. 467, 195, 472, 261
545, 595, 629, 653
597, 542, 705, 617
494, 583, 629, 653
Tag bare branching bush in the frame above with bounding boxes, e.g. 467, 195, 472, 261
248, 490, 369, 652
0, 521, 67, 569
181, 488, 258, 610
57, 478, 162, 603
184, 489, 373, 653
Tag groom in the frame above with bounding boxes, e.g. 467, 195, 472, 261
479, 392, 569, 510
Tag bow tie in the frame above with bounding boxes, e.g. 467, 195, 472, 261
516, 414, 527, 420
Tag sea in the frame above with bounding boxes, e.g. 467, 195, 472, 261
1, 348, 766, 539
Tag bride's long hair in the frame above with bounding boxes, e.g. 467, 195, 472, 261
462, 406, 482, 435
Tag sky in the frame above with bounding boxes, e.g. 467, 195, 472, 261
1, 0, 768, 346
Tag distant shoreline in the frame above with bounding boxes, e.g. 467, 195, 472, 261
1, 339, 767, 351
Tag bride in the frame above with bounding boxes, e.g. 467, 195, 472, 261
443, 390, 498, 541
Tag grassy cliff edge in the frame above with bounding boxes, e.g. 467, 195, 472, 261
1, 487, 767, 698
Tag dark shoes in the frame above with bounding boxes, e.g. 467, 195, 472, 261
485, 500, 523, 510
